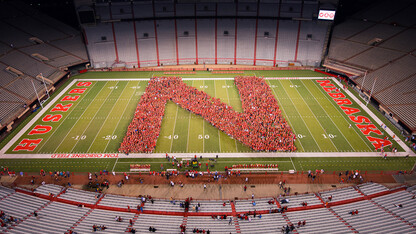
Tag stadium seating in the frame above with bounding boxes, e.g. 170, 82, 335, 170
80, 1, 328, 68
1, 184, 415, 233
285, 208, 352, 233
325, 0, 416, 132
331, 200, 415, 233
0, 2, 88, 129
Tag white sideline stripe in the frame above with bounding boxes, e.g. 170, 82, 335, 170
1, 152, 413, 159
330, 78, 415, 156
0, 79, 79, 154
117, 161, 292, 163
75, 77, 329, 81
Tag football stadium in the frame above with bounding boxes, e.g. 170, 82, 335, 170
0, 0, 415, 233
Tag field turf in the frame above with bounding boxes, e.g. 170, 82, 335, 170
0, 70, 412, 172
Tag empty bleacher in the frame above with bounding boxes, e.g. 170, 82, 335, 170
72, 208, 135, 233
187, 200, 232, 213
131, 214, 183, 234
372, 190, 416, 225
325, 0, 416, 132
331, 200, 415, 233
186, 216, 237, 234
286, 208, 352, 233
239, 213, 287, 234
235, 198, 277, 213
0, 184, 415, 233
58, 187, 100, 205
0, 1, 88, 130
357, 182, 389, 195
319, 186, 363, 203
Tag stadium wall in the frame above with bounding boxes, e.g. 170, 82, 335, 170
80, 1, 329, 69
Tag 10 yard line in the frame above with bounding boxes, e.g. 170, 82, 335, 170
289, 80, 338, 151
279, 80, 322, 151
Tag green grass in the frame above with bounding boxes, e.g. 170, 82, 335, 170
1, 70, 412, 173
6, 74, 403, 154
0, 157, 414, 173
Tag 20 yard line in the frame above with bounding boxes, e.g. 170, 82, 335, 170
86, 81, 127, 153
289, 80, 338, 151
224, 80, 239, 152
214, 80, 222, 153
267, 80, 305, 152
69, 81, 121, 153
279, 80, 322, 151
104, 80, 143, 152
186, 80, 193, 152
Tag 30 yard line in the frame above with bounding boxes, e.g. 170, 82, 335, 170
279, 80, 322, 151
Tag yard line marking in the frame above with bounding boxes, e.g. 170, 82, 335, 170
290, 157, 297, 171
186, 80, 193, 152
289, 80, 338, 151
170, 105, 179, 152
69, 81, 120, 153
279, 80, 322, 151
86, 81, 128, 153
111, 158, 119, 172
104, 80, 143, 152
36, 81, 99, 153
311, 80, 372, 152
224, 80, 239, 152
117, 160, 293, 163
302, 80, 356, 151
75, 77, 329, 81
267, 80, 305, 152
202, 80, 205, 153
214, 80, 222, 153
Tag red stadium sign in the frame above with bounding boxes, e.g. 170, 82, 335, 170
318, 10, 336, 20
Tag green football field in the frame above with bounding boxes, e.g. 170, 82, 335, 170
1, 70, 414, 173
4, 70, 403, 154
